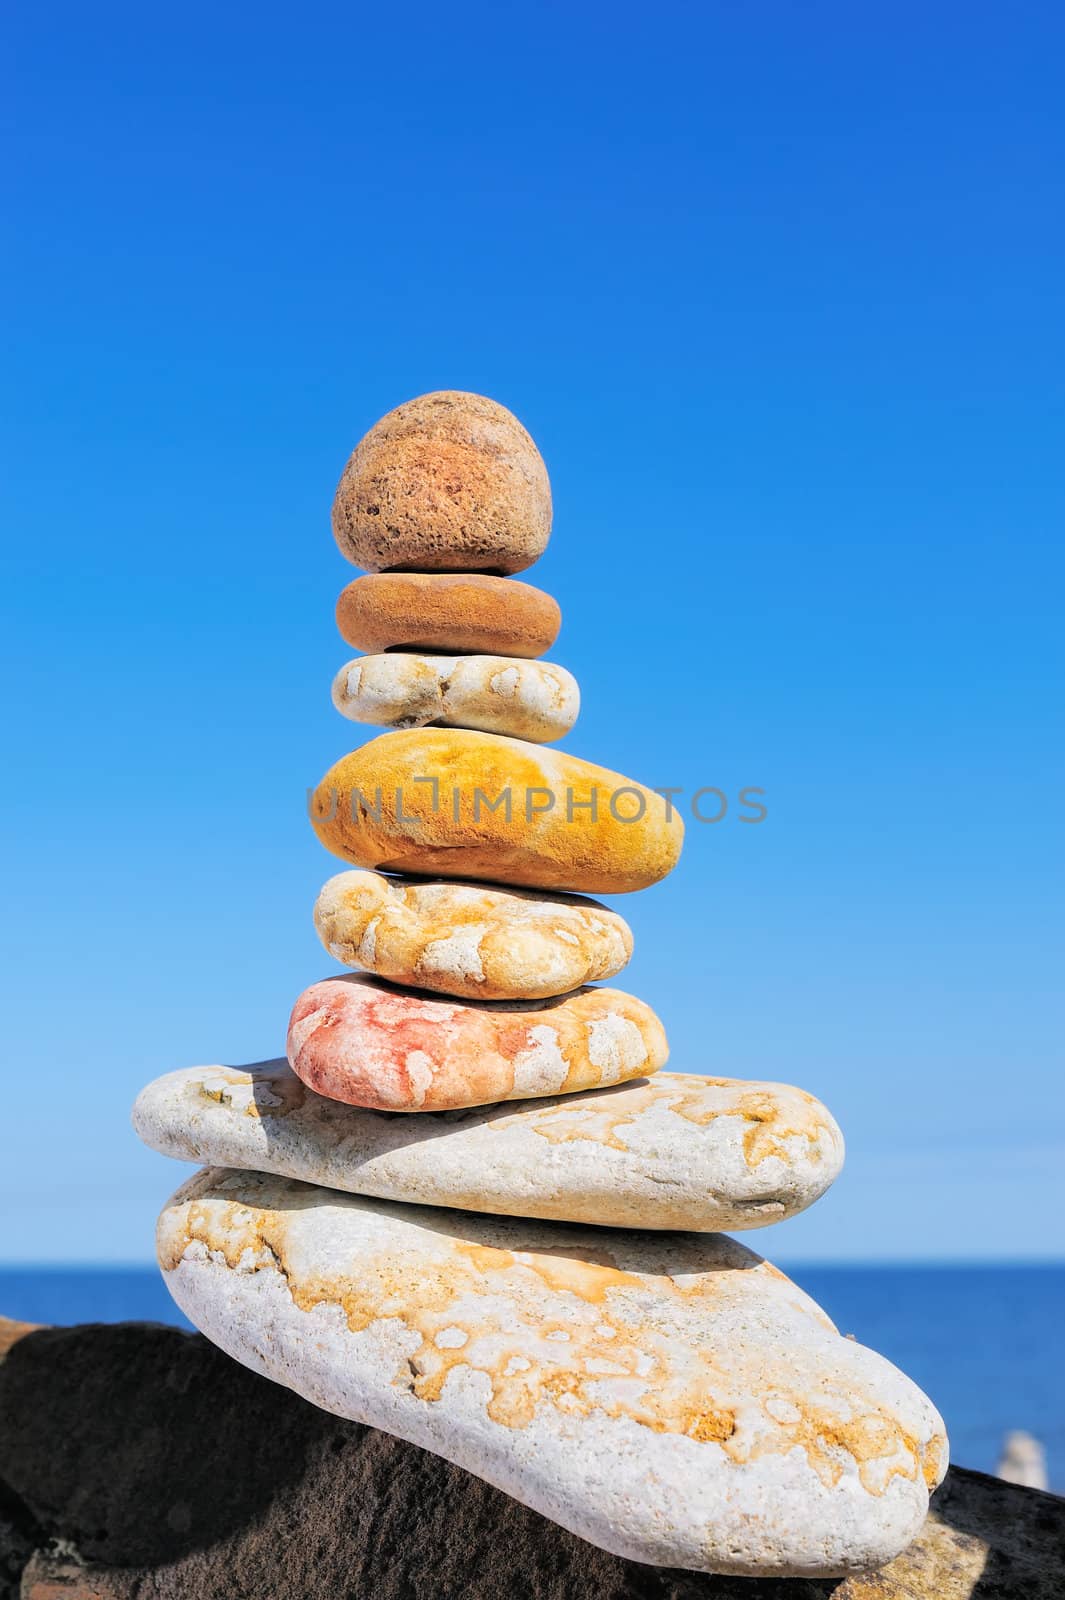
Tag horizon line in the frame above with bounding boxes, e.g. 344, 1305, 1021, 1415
2, 1257, 1063, 1272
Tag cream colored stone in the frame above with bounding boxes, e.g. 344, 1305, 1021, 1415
133, 1063, 844, 1231
158, 1168, 948, 1577
313, 871, 632, 999
331, 654, 579, 744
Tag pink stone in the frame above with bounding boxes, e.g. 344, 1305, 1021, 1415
286, 974, 668, 1112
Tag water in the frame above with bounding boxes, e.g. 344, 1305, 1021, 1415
0, 1266, 192, 1331
2, 1263, 1062, 1491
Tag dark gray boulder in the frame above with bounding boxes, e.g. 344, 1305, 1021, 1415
1, 1318, 1062, 1599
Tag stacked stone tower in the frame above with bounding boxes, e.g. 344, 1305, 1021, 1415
134, 391, 947, 1578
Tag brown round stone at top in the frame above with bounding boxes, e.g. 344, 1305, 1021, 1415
332, 391, 552, 575
336, 572, 561, 658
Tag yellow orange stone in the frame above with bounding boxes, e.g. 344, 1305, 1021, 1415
309, 729, 683, 894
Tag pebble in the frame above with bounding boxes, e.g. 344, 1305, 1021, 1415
310, 728, 684, 894
336, 572, 561, 658
332, 391, 551, 574
134, 1062, 844, 1231
287, 974, 668, 1111
332, 655, 579, 743
158, 1168, 948, 1577
314, 870, 631, 998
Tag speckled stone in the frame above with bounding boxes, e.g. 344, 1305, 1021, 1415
133, 1062, 844, 1232
287, 974, 668, 1111
157, 1168, 948, 1577
336, 573, 561, 658
332, 655, 579, 744
310, 729, 684, 895
332, 392, 551, 575
314, 871, 631, 999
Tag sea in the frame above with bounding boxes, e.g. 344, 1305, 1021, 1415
2, 1263, 1062, 1493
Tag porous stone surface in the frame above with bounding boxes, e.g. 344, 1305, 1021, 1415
153, 1171, 947, 1578
336, 571, 561, 657
132, 1062, 844, 1231
3, 1316, 1057, 1600
287, 974, 668, 1111
332, 654, 580, 743
310, 728, 684, 894
313, 871, 631, 998
332, 391, 552, 575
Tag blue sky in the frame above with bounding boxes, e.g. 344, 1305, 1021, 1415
2, 2, 1062, 1263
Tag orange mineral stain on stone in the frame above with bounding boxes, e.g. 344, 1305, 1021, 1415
495, 1073, 836, 1170
507, 1245, 646, 1304
685, 1406, 738, 1443
920, 1432, 946, 1490
723, 1401, 928, 1497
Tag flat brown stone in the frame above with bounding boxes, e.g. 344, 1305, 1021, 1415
332, 390, 552, 575
2, 1317, 1063, 1599
336, 571, 561, 657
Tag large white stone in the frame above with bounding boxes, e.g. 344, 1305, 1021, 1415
133, 1063, 845, 1231
158, 1168, 948, 1577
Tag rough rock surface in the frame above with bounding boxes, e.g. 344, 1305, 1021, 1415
311, 728, 684, 894
132, 1063, 845, 1231
287, 974, 668, 1110
336, 571, 561, 656
2, 1316, 1061, 1600
313, 870, 632, 999
332, 653, 580, 743
153, 1169, 946, 1577
331, 391, 552, 575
